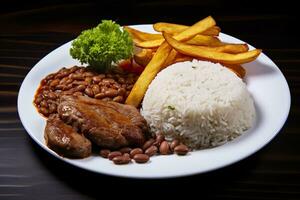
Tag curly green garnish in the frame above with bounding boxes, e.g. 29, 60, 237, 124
70, 20, 133, 72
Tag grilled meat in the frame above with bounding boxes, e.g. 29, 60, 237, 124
57, 95, 147, 149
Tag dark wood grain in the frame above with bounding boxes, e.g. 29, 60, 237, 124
0, 1, 300, 199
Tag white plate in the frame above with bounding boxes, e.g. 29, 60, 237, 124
18, 25, 291, 178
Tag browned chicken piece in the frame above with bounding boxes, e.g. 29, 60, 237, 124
45, 114, 92, 158
57, 95, 147, 149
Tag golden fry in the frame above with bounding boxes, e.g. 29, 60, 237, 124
125, 42, 172, 107
203, 26, 221, 36
163, 49, 178, 67
135, 34, 224, 49
186, 35, 223, 46
174, 16, 216, 41
193, 44, 249, 54
135, 16, 217, 48
135, 38, 164, 48
163, 32, 261, 64
134, 49, 154, 67
123, 26, 162, 42
153, 22, 220, 36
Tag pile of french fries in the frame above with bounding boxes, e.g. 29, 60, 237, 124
124, 16, 262, 107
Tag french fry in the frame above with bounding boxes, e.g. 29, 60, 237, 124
123, 26, 162, 42
203, 26, 221, 36
163, 32, 261, 64
135, 34, 247, 49
126, 16, 217, 107
186, 35, 224, 46
135, 38, 164, 48
173, 16, 216, 41
125, 42, 172, 107
135, 16, 217, 49
134, 49, 154, 67
193, 44, 249, 54
163, 49, 178, 67
154, 22, 221, 36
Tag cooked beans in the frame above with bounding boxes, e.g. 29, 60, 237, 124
133, 154, 149, 163
159, 141, 170, 155
104, 88, 118, 97
112, 96, 124, 103
34, 66, 138, 117
108, 151, 122, 160
142, 138, 155, 150
153, 134, 165, 146
130, 148, 143, 158
145, 146, 158, 157
112, 155, 131, 165
119, 147, 132, 154
106, 137, 189, 165
99, 149, 111, 158
92, 84, 100, 94
84, 87, 94, 97
170, 139, 180, 151
174, 144, 189, 155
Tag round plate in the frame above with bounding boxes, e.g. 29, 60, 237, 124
18, 25, 291, 178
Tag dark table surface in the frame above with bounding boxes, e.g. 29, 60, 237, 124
1, 1, 300, 199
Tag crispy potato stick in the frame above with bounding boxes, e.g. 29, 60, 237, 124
125, 42, 172, 107
173, 16, 216, 41
135, 38, 164, 48
154, 23, 221, 36
223, 64, 246, 78
203, 26, 221, 36
163, 32, 261, 64
163, 49, 178, 67
134, 49, 154, 67
135, 34, 246, 49
186, 35, 223, 46
136, 16, 216, 48
123, 26, 162, 42
195, 44, 249, 54
135, 34, 223, 49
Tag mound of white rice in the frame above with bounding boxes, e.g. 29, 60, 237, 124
141, 60, 255, 149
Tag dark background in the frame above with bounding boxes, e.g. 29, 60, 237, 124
1, 0, 300, 199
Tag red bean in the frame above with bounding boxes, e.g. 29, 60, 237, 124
145, 146, 158, 157
133, 154, 149, 163
92, 84, 100, 94
142, 138, 155, 150
113, 96, 124, 103
108, 151, 122, 160
130, 148, 143, 158
84, 87, 94, 97
159, 141, 170, 155
170, 140, 180, 151
174, 145, 189, 155
99, 149, 111, 158
113, 155, 131, 165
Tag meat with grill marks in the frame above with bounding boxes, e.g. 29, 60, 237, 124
45, 114, 92, 158
57, 95, 147, 149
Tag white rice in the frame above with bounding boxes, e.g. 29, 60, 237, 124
141, 60, 255, 149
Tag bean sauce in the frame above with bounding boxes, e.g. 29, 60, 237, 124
33, 66, 138, 117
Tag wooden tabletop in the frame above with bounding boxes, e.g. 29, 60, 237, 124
1, 1, 299, 199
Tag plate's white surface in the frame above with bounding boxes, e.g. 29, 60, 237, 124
18, 25, 291, 178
